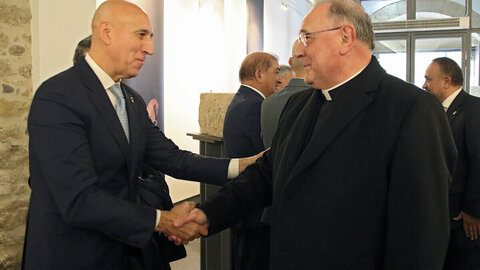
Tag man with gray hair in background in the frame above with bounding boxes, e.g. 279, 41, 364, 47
275, 64, 295, 92
172, 0, 456, 269
261, 39, 310, 148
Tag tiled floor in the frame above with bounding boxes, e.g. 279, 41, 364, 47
169, 235, 201, 270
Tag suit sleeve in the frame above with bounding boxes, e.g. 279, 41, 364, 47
144, 125, 230, 186
383, 93, 456, 269
462, 100, 480, 218
197, 149, 273, 234
28, 83, 155, 247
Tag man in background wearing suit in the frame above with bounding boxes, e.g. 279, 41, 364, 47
275, 64, 295, 92
222, 52, 280, 270
261, 39, 310, 148
173, 1, 456, 269
423, 57, 480, 270
23, 1, 257, 269
73, 35, 92, 65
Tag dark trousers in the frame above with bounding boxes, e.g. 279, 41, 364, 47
231, 226, 270, 270
444, 220, 480, 270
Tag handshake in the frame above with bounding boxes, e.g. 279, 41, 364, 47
155, 202, 208, 245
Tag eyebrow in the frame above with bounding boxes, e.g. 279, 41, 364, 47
135, 29, 154, 38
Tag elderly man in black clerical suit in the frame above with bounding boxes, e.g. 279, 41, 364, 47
172, 0, 456, 269
423, 57, 480, 270
23, 1, 258, 269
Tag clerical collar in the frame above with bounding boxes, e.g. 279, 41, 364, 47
321, 65, 367, 101
241, 84, 266, 99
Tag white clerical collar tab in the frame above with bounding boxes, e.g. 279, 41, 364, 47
322, 90, 332, 101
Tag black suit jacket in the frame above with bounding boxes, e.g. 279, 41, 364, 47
446, 90, 480, 219
200, 57, 456, 269
223, 85, 265, 158
223, 85, 266, 228
24, 58, 230, 270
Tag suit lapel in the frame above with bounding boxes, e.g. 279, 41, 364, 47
122, 83, 142, 179
280, 90, 322, 172
446, 90, 466, 124
284, 57, 382, 184
77, 60, 130, 158
287, 87, 372, 182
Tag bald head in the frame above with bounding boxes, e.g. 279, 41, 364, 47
289, 39, 305, 78
89, 0, 154, 82
92, 0, 147, 31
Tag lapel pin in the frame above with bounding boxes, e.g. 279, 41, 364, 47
130, 96, 134, 103
452, 111, 457, 115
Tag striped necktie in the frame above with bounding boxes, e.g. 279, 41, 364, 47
109, 84, 130, 142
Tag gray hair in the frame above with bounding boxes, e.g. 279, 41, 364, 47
279, 64, 295, 78
323, 0, 375, 50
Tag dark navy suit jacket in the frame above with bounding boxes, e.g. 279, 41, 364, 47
24, 58, 229, 270
223, 85, 266, 227
447, 90, 480, 219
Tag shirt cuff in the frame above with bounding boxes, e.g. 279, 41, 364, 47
227, 158, 239, 179
155, 209, 161, 228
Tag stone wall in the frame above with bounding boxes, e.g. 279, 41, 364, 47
198, 93, 235, 137
0, 0, 32, 269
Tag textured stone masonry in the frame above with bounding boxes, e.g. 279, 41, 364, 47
0, 0, 32, 269
198, 93, 235, 137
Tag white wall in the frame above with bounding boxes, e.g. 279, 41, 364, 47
164, 0, 247, 202
31, 0, 96, 90
264, 0, 306, 64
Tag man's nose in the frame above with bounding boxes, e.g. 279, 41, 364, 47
143, 39, 154, 55
294, 40, 305, 58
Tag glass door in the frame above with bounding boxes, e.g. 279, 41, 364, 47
412, 35, 465, 88
374, 38, 408, 81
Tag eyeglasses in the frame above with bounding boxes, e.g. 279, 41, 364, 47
298, 26, 343, 46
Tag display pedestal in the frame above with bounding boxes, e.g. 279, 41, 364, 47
187, 133, 231, 270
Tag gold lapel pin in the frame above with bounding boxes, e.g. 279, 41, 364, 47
452, 111, 457, 115
129, 96, 134, 103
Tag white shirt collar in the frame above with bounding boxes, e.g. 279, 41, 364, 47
320, 65, 367, 101
442, 87, 463, 111
241, 84, 266, 99
85, 53, 118, 89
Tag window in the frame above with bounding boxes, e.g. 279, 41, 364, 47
374, 39, 407, 80
362, 0, 406, 22
414, 37, 462, 88
471, 32, 480, 96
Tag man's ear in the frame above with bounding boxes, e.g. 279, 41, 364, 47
444, 76, 453, 88
254, 69, 263, 83
288, 57, 293, 69
97, 21, 112, 45
339, 25, 356, 55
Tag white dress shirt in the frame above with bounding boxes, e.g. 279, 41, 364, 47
84, 54, 240, 228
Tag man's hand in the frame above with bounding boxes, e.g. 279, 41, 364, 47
167, 208, 209, 245
238, 148, 269, 173
155, 202, 208, 245
453, 211, 480, 240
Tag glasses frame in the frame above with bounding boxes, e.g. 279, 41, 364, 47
298, 26, 343, 46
